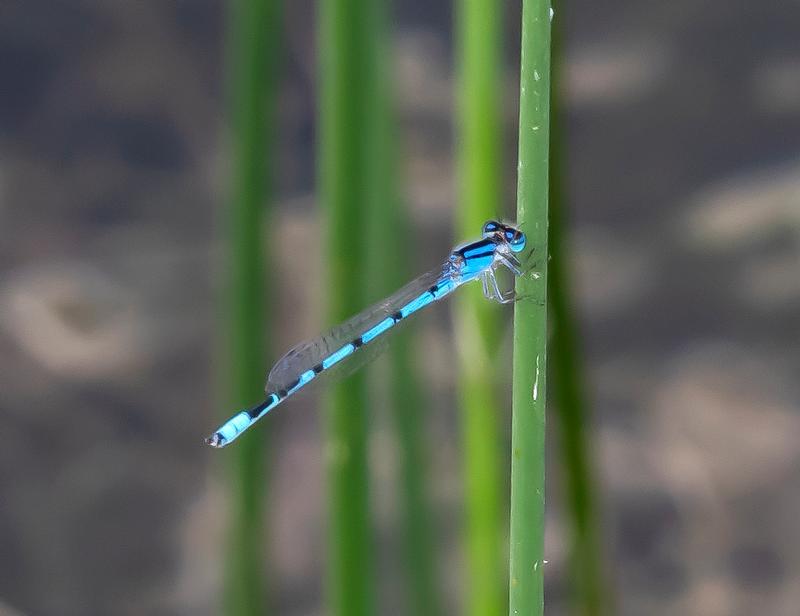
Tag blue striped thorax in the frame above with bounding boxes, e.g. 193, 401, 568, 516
454, 238, 497, 281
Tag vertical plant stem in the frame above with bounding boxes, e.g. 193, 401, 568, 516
509, 1, 551, 615
548, 9, 609, 614
366, 1, 441, 614
387, 336, 441, 616
369, 160, 441, 616
319, 0, 374, 614
455, 0, 505, 614
224, 1, 281, 615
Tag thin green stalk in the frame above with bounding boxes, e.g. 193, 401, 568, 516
365, 1, 441, 613
319, 0, 375, 614
509, 1, 551, 615
223, 1, 281, 615
455, 0, 506, 614
387, 334, 441, 616
370, 190, 441, 616
548, 9, 609, 614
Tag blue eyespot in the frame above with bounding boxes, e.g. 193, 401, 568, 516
482, 220, 500, 237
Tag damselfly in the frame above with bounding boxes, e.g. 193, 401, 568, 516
206, 220, 529, 448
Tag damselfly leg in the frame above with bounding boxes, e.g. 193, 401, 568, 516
482, 268, 516, 304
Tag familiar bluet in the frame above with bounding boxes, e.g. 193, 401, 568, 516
206, 220, 528, 448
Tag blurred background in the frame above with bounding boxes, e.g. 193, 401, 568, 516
1, 1, 799, 615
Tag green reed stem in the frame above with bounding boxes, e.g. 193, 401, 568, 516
509, 1, 551, 615
369, 173, 441, 616
548, 8, 609, 614
387, 335, 442, 616
224, 0, 281, 615
365, 1, 442, 613
455, 0, 506, 614
319, 0, 375, 613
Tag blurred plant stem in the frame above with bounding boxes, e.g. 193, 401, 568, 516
365, 1, 442, 614
548, 6, 610, 614
223, 0, 281, 615
454, 0, 506, 614
509, 0, 550, 615
386, 329, 442, 616
319, 0, 375, 613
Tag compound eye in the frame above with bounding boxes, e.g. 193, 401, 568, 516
509, 231, 527, 253
482, 220, 500, 237
504, 229, 515, 241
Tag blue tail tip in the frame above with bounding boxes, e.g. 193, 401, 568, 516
205, 432, 226, 448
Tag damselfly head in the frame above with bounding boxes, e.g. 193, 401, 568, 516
483, 220, 526, 253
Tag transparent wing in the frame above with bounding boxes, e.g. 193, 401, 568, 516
266, 265, 448, 392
